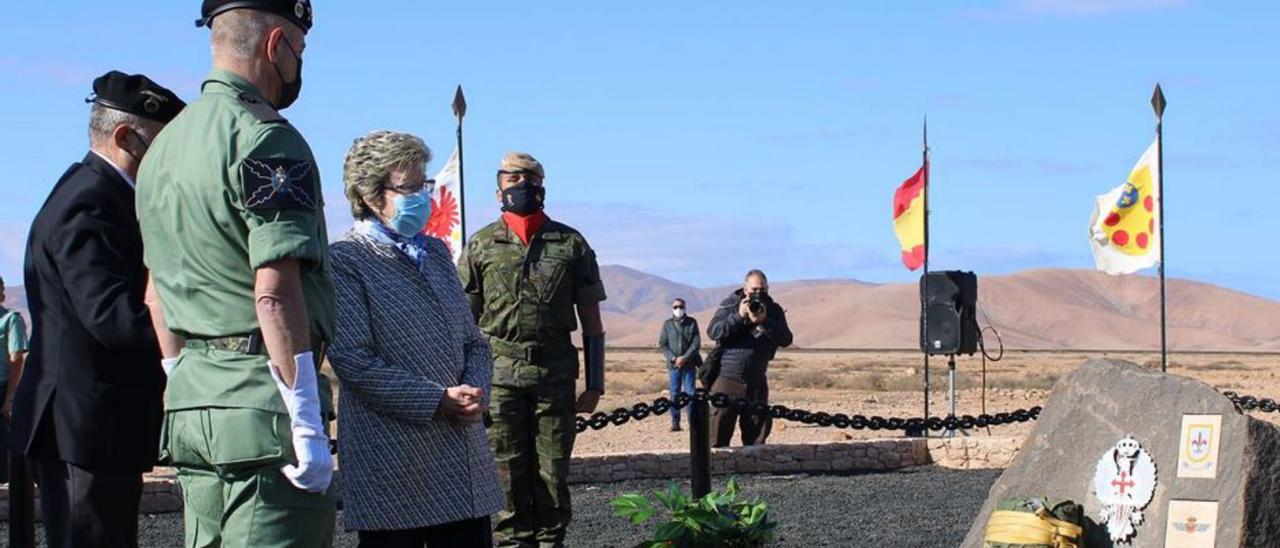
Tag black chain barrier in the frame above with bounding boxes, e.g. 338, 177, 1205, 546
574, 389, 1042, 434
1222, 391, 1280, 413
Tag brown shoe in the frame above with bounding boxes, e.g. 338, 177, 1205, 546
671, 424, 682, 432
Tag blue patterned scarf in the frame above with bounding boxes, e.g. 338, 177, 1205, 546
354, 218, 431, 275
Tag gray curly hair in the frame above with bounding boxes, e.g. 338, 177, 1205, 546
343, 130, 432, 219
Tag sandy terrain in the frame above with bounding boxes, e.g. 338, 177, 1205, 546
600, 267, 1280, 351
571, 348, 1280, 455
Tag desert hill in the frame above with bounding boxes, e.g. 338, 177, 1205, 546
6, 267, 1277, 352
601, 266, 1280, 352
3, 285, 27, 322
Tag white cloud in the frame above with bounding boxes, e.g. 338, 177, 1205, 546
298, 196, 1280, 300
1013, 0, 1190, 16
0, 221, 30, 286
324, 191, 356, 241
960, 0, 1190, 19
552, 202, 899, 286
929, 245, 1083, 273
0, 57, 204, 96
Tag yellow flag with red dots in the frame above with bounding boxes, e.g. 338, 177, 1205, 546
1089, 139, 1161, 274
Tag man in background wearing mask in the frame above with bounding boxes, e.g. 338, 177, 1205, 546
658, 298, 701, 432
14, 70, 182, 547
136, 1, 337, 545
706, 270, 792, 448
459, 152, 608, 547
0, 274, 29, 427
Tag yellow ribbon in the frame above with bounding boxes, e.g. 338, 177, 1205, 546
983, 509, 1082, 548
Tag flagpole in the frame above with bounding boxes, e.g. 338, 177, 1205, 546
453, 85, 469, 247
922, 117, 931, 424
1152, 84, 1167, 372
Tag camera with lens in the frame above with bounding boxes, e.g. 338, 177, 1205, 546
748, 292, 766, 315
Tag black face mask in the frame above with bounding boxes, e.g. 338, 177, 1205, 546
271, 35, 303, 110
501, 181, 545, 215
123, 128, 151, 163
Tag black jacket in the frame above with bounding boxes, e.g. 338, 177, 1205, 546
658, 316, 702, 369
706, 289, 793, 382
14, 152, 165, 472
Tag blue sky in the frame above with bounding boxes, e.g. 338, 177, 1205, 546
1, 1, 1277, 299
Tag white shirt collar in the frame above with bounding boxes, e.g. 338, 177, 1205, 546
90, 150, 135, 189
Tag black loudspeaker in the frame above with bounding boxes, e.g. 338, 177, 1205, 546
920, 271, 978, 356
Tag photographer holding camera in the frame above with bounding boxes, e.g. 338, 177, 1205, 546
706, 270, 792, 447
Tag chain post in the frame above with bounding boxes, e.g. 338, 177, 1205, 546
689, 392, 712, 498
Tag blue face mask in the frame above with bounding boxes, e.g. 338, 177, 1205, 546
389, 192, 432, 237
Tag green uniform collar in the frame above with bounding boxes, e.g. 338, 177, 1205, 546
201, 68, 269, 102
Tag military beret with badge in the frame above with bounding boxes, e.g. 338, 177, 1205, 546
85, 71, 185, 124
196, 0, 313, 31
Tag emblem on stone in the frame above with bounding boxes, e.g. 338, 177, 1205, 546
1165, 500, 1218, 547
1177, 414, 1222, 478
1094, 435, 1158, 543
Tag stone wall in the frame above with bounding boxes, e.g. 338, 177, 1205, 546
926, 436, 1023, 470
568, 436, 1022, 484
0, 436, 1023, 519
0, 469, 183, 520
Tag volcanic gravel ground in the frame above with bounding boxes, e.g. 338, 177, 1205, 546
567, 468, 1001, 547
1, 467, 1000, 547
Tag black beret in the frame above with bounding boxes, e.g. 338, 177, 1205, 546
85, 71, 185, 124
196, 0, 313, 32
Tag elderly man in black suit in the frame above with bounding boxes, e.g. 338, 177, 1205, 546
13, 71, 184, 548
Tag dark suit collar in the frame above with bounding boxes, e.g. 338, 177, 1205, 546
81, 151, 133, 191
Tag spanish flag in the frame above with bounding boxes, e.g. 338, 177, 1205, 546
1089, 139, 1161, 274
893, 164, 927, 270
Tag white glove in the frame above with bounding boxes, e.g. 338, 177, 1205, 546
267, 351, 334, 493
161, 357, 180, 376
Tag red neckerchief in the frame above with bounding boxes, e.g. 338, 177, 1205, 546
502, 210, 549, 245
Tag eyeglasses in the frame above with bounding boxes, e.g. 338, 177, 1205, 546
672, 305, 685, 310
386, 178, 436, 195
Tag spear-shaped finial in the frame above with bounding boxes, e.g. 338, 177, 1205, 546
1151, 83, 1166, 120
923, 116, 929, 154
452, 85, 467, 121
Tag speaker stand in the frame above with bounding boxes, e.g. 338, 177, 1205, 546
943, 354, 969, 438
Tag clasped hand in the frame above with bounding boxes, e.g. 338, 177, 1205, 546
440, 384, 486, 426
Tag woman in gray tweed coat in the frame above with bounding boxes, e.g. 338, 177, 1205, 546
329, 130, 502, 547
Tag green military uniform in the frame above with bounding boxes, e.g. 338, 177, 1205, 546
459, 217, 607, 547
136, 68, 335, 547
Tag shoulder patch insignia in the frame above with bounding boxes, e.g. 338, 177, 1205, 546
237, 93, 286, 123
241, 157, 317, 211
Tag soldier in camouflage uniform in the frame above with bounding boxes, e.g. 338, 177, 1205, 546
458, 152, 607, 548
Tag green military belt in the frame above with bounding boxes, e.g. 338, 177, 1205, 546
488, 336, 574, 362
186, 332, 328, 363
186, 334, 260, 354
